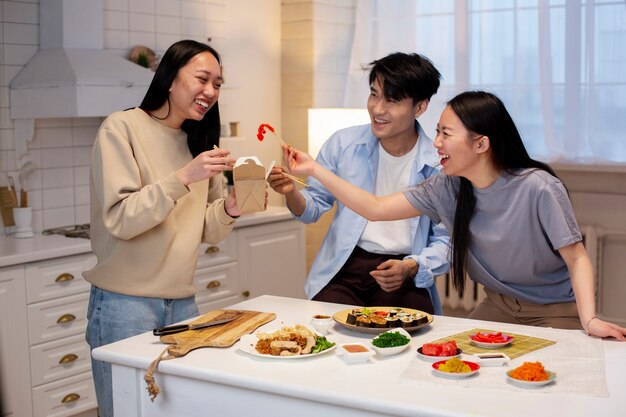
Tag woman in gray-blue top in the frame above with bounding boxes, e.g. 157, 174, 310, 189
282, 91, 625, 341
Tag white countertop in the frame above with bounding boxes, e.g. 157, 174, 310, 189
0, 206, 293, 267
93, 295, 625, 417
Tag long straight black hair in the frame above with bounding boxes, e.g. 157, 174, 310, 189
447, 91, 560, 294
140, 40, 221, 157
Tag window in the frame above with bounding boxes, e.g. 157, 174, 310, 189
346, 0, 626, 163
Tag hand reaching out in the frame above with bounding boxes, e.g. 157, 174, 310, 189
268, 166, 296, 195
282, 144, 316, 176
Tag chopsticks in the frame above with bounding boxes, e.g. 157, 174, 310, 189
280, 171, 309, 188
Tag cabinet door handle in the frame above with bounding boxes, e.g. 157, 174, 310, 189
61, 393, 80, 404
55, 273, 75, 283
57, 314, 76, 324
205, 246, 220, 254
59, 353, 78, 364
242, 290, 250, 298
206, 280, 221, 289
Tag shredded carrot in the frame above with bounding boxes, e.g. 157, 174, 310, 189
509, 361, 549, 381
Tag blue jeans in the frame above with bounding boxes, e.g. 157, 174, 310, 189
85, 286, 198, 417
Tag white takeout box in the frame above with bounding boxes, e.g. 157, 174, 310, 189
233, 157, 273, 213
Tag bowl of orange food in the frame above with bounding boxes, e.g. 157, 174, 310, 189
506, 361, 556, 387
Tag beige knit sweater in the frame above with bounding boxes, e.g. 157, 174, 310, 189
84, 108, 235, 298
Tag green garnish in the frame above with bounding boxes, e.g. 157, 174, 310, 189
311, 335, 336, 353
372, 332, 410, 348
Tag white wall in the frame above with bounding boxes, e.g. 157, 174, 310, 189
0, 0, 282, 232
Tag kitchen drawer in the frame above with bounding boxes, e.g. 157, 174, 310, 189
26, 254, 96, 304
32, 371, 96, 417
28, 293, 89, 345
194, 262, 240, 308
30, 333, 91, 387
197, 232, 237, 269
197, 294, 244, 315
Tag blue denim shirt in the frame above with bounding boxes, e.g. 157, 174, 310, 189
296, 122, 450, 314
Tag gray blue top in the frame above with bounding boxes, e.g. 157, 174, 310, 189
296, 122, 450, 314
403, 169, 582, 304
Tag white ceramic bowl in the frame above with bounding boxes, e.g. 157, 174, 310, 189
371, 328, 411, 356
472, 352, 510, 367
310, 315, 334, 335
339, 342, 375, 363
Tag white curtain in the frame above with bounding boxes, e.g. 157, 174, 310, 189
343, 0, 626, 164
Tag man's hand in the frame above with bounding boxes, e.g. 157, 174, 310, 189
268, 166, 296, 195
370, 258, 419, 292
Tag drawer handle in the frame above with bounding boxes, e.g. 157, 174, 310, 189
242, 290, 250, 298
205, 246, 220, 254
206, 280, 221, 289
61, 393, 80, 404
59, 353, 78, 364
57, 314, 76, 324
55, 273, 75, 283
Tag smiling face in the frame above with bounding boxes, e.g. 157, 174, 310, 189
167, 51, 222, 128
367, 78, 423, 145
434, 106, 485, 178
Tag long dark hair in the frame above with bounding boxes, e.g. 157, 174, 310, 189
448, 91, 560, 294
140, 40, 221, 157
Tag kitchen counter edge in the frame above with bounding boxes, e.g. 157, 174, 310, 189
0, 206, 295, 267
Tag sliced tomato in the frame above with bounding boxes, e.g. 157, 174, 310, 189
421, 343, 442, 356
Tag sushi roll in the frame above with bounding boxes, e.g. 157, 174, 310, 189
347, 308, 363, 325
370, 315, 387, 328
385, 316, 400, 328
412, 312, 429, 326
400, 316, 415, 328
355, 315, 372, 327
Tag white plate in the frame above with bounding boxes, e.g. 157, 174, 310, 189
371, 328, 412, 356
237, 334, 336, 359
432, 360, 480, 378
506, 370, 556, 387
417, 347, 462, 362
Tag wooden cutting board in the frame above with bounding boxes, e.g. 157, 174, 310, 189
159, 309, 276, 357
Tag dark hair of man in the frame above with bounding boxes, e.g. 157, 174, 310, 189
366, 52, 441, 104
140, 39, 221, 157
446, 91, 560, 294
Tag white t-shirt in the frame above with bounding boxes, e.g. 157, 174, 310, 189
357, 140, 418, 254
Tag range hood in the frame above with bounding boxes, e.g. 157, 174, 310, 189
10, 0, 154, 119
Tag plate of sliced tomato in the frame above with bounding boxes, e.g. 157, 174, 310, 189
417, 340, 462, 362
469, 331, 514, 348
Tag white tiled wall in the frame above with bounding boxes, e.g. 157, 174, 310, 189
0, 0, 280, 232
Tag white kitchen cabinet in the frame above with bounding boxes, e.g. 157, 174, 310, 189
193, 217, 306, 313
237, 220, 306, 300
0, 266, 31, 417
0, 254, 98, 417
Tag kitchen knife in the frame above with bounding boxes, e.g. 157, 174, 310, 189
153, 316, 238, 336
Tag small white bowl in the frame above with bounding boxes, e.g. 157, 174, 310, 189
339, 343, 375, 363
310, 314, 334, 335
371, 328, 411, 356
472, 352, 510, 367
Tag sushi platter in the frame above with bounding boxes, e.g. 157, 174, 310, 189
332, 306, 433, 334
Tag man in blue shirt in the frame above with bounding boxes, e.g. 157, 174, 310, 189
269, 52, 450, 314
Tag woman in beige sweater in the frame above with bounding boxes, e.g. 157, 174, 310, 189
84, 40, 242, 417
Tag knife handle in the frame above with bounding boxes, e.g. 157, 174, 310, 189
153, 324, 189, 336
